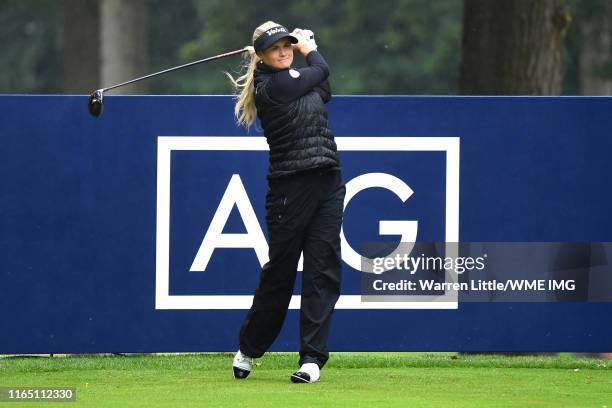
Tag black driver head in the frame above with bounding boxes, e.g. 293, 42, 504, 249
88, 89, 104, 118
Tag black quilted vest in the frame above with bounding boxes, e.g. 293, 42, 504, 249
254, 62, 340, 179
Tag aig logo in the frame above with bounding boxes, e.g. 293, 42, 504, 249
156, 137, 459, 310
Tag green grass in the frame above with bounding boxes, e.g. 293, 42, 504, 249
1, 353, 611, 407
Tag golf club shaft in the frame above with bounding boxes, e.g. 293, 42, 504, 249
102, 47, 249, 93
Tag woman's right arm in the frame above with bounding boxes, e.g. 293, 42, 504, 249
265, 50, 330, 104
264, 31, 330, 104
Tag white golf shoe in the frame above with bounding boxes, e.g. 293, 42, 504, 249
232, 350, 253, 379
290, 362, 320, 383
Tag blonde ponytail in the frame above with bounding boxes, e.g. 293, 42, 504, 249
226, 21, 282, 129
225, 47, 259, 129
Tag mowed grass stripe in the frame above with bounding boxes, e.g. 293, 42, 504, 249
0, 353, 610, 408
1, 352, 609, 373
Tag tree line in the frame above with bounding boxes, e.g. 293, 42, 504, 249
0, 0, 610, 95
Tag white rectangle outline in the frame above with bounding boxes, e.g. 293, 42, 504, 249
156, 136, 460, 310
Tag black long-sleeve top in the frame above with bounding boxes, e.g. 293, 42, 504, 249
253, 49, 339, 178
256, 50, 331, 104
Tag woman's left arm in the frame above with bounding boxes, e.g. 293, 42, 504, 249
314, 79, 331, 104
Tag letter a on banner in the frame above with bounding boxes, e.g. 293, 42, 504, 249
190, 174, 268, 271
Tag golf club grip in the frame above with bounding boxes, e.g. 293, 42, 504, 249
103, 47, 249, 92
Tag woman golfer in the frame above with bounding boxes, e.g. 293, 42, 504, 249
227, 21, 345, 383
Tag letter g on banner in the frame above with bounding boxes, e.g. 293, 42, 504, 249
340, 173, 418, 274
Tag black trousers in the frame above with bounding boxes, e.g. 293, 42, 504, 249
239, 168, 345, 368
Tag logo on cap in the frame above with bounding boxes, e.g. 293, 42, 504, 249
266, 26, 287, 36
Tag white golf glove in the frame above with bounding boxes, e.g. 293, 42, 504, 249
292, 28, 318, 50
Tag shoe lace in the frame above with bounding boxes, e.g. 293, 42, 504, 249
236, 352, 253, 365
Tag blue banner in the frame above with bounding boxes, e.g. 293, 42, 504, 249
0, 95, 611, 353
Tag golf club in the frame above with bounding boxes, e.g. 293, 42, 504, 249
88, 47, 249, 118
